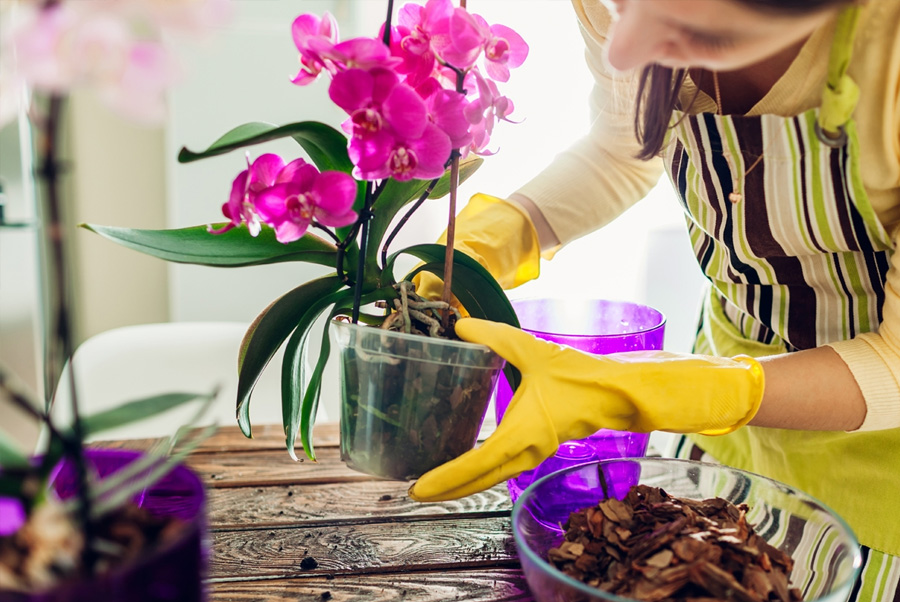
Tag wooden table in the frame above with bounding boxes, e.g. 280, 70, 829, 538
97, 423, 534, 601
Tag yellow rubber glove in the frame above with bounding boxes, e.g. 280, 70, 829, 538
408, 318, 765, 502
412, 193, 542, 311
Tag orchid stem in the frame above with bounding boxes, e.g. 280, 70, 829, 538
312, 223, 341, 246
381, 177, 439, 270
382, 0, 395, 46
441, 151, 460, 331
38, 93, 96, 574
440, 60, 467, 330
351, 184, 377, 323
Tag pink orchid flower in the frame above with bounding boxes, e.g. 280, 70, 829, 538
442, 10, 527, 83
389, 0, 453, 87
253, 159, 358, 244
354, 121, 452, 181
212, 153, 287, 236
291, 12, 339, 86
479, 21, 528, 83
434, 7, 484, 71
463, 68, 516, 153
330, 67, 451, 181
416, 77, 472, 150
327, 38, 401, 72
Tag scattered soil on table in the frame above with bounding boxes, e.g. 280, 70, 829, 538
0, 500, 186, 593
548, 484, 803, 602
300, 556, 319, 570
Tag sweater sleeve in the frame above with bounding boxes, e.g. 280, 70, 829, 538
827, 229, 900, 432
511, 0, 664, 249
825, 0, 900, 432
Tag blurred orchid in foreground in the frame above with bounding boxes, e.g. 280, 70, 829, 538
0, 0, 231, 125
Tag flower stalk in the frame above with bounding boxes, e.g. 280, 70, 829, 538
34, 92, 97, 572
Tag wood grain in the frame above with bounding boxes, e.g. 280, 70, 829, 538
207, 482, 512, 529
185, 447, 377, 488
93, 423, 535, 601
210, 515, 518, 580
210, 569, 533, 601
91, 423, 341, 454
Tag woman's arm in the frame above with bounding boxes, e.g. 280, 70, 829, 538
754, 347, 867, 431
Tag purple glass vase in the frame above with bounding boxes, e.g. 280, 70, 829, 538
0, 449, 208, 602
494, 299, 666, 502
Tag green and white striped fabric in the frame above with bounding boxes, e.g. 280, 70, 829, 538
667, 112, 892, 353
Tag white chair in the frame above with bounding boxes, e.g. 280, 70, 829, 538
49, 321, 333, 442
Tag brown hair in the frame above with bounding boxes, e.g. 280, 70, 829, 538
633, 0, 855, 160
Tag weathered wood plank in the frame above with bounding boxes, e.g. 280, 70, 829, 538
210, 569, 534, 601
209, 516, 519, 580
207, 481, 512, 529
186, 447, 376, 488
91, 424, 341, 454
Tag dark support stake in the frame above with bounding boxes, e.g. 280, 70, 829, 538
39, 93, 96, 573
352, 185, 376, 323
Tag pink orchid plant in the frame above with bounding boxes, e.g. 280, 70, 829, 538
86, 0, 528, 460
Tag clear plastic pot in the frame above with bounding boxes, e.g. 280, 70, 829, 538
331, 320, 504, 481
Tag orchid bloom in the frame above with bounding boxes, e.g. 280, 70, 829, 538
440, 9, 528, 83
330, 67, 453, 181
477, 20, 528, 83
211, 153, 286, 236
290, 12, 339, 86
417, 77, 472, 151
390, 0, 452, 87
213, 154, 358, 243
253, 159, 359, 243
463, 68, 516, 154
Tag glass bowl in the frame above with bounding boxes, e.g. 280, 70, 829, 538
512, 458, 862, 602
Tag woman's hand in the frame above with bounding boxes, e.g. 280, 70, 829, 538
408, 318, 765, 502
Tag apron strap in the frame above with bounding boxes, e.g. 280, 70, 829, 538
816, 4, 862, 146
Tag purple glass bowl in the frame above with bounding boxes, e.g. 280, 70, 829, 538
495, 299, 665, 502
513, 458, 862, 602
0, 449, 208, 602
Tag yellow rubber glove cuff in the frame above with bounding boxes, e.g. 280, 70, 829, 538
412, 193, 542, 305
409, 318, 765, 502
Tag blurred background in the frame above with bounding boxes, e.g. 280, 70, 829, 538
0, 0, 707, 450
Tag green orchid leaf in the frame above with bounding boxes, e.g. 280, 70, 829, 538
236, 276, 345, 438
295, 287, 396, 460
0, 428, 29, 470
366, 156, 484, 267
81, 223, 338, 268
0, 473, 28, 500
278, 287, 355, 461
392, 243, 521, 391
177, 121, 352, 173
79, 392, 214, 438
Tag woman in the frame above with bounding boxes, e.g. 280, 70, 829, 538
409, 0, 900, 597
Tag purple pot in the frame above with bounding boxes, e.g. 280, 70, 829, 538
0, 449, 208, 602
495, 299, 666, 502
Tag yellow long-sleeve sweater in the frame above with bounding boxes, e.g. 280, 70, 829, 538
514, 0, 900, 431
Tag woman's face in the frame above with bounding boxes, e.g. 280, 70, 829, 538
600, 0, 843, 72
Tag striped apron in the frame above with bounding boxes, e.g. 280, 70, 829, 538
663, 6, 900, 598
